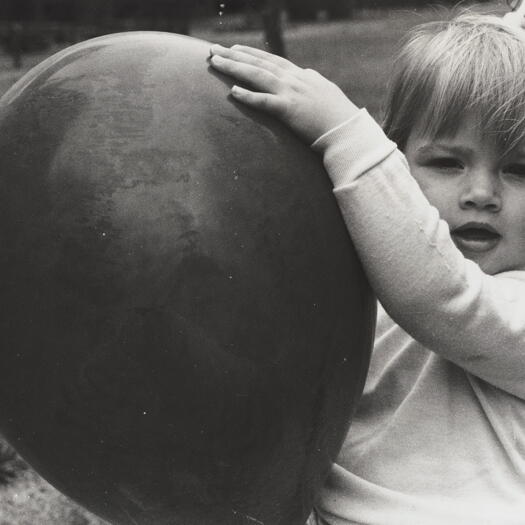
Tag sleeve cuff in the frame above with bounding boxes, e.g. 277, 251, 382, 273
311, 108, 398, 189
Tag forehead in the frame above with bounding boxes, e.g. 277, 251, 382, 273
408, 114, 483, 148
408, 112, 525, 157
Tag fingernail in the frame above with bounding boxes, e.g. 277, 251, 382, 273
210, 44, 224, 54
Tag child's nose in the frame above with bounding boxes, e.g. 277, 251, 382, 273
459, 171, 502, 212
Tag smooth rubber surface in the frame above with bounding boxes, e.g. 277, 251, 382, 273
0, 32, 375, 525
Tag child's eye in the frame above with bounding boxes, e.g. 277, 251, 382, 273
504, 163, 525, 180
427, 157, 463, 170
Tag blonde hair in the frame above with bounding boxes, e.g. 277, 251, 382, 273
383, 13, 525, 155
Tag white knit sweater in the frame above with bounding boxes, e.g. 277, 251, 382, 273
311, 110, 525, 525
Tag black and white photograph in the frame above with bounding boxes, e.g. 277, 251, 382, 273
0, 1, 524, 524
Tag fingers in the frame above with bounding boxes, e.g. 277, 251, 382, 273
210, 44, 285, 77
210, 52, 280, 93
229, 44, 298, 72
208, 43, 297, 119
230, 85, 281, 114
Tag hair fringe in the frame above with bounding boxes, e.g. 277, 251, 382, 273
383, 12, 525, 155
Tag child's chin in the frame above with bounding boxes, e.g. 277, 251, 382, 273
469, 255, 509, 276
456, 248, 491, 273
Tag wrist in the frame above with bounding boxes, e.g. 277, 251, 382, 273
313, 100, 360, 144
311, 109, 397, 188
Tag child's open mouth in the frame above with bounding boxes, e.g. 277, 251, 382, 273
451, 222, 501, 253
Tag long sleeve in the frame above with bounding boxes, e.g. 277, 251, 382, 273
312, 109, 525, 399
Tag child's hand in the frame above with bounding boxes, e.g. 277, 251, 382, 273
209, 44, 359, 144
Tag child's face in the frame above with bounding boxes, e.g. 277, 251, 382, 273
405, 114, 525, 275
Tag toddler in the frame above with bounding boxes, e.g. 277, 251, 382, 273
209, 12, 525, 525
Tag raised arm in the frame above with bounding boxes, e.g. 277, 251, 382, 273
209, 44, 359, 143
209, 45, 525, 399
313, 110, 525, 399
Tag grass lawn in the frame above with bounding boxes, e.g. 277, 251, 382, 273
0, 2, 507, 523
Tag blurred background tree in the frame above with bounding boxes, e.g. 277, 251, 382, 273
0, 0, 492, 65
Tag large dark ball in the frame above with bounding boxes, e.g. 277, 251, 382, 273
0, 32, 375, 525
